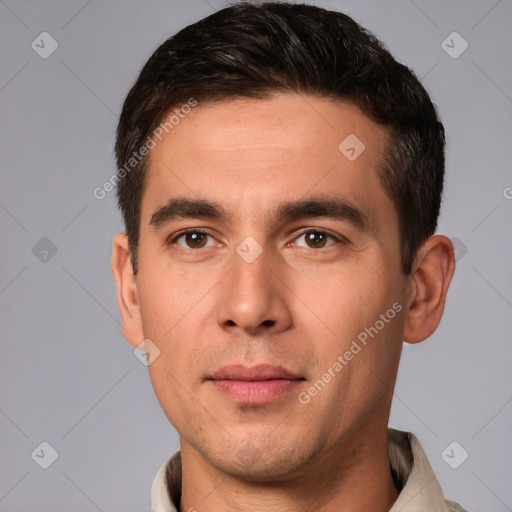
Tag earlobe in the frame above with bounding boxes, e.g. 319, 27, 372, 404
402, 235, 456, 344
111, 233, 144, 347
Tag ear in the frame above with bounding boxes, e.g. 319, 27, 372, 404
402, 234, 456, 344
111, 233, 144, 348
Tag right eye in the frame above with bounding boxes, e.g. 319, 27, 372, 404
171, 230, 217, 249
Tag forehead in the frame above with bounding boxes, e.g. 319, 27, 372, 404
142, 93, 393, 228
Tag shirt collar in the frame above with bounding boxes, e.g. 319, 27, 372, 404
149, 428, 458, 512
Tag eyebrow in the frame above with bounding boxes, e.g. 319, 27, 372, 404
149, 196, 369, 232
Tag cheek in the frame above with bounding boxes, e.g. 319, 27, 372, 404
294, 264, 388, 334
138, 259, 214, 335
292, 262, 404, 385
144, 285, 208, 427
137, 267, 214, 399
148, 356, 204, 433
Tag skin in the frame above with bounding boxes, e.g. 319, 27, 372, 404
111, 93, 455, 511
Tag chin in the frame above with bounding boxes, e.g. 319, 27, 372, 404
207, 441, 315, 482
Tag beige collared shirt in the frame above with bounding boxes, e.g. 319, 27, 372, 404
149, 428, 468, 512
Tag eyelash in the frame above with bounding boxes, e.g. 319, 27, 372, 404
167, 227, 346, 250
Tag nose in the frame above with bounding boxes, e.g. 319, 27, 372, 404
215, 244, 293, 336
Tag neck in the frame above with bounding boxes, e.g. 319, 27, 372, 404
179, 427, 399, 512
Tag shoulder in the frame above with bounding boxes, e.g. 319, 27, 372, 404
387, 428, 470, 512
446, 499, 469, 512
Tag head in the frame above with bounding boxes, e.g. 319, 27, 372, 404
115, 1, 446, 277
112, 1, 455, 482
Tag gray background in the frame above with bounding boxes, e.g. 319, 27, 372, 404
1, 0, 511, 510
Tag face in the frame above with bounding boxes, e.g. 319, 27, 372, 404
121, 93, 412, 480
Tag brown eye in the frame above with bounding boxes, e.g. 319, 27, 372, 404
304, 231, 328, 248
293, 230, 338, 249
175, 231, 212, 249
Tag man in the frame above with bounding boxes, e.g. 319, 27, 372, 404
111, 2, 466, 510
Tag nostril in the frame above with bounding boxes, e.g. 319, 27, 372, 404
262, 320, 275, 327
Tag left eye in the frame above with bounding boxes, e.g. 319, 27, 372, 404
293, 230, 338, 249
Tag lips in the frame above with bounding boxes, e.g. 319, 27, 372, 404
209, 364, 302, 381
208, 364, 305, 404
